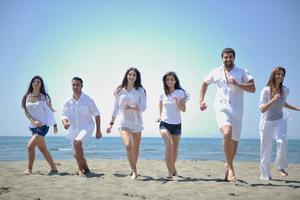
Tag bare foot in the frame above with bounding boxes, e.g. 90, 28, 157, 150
24, 169, 32, 175
278, 169, 288, 177
131, 171, 138, 180
173, 170, 177, 176
78, 171, 87, 178
227, 168, 236, 182
224, 168, 229, 181
47, 169, 58, 175
83, 168, 91, 175
167, 171, 173, 179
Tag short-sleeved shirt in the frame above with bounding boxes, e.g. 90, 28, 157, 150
259, 86, 289, 121
160, 89, 186, 124
62, 93, 100, 140
112, 87, 147, 130
204, 65, 253, 116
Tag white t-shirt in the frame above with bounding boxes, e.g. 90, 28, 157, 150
204, 65, 253, 116
62, 93, 100, 140
160, 89, 186, 124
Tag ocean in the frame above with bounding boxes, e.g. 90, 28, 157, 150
0, 136, 299, 163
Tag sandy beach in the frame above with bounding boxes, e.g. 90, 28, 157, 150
0, 160, 299, 200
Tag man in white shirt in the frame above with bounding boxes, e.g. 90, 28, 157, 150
62, 77, 102, 177
199, 48, 255, 182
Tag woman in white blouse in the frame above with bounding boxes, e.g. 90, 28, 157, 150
156, 71, 188, 178
106, 67, 147, 180
259, 67, 300, 180
21, 76, 58, 175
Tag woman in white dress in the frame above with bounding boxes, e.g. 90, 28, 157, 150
106, 67, 147, 180
22, 76, 58, 175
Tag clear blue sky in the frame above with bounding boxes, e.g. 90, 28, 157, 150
0, 0, 299, 138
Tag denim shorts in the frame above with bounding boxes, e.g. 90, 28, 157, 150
159, 121, 181, 135
29, 125, 49, 137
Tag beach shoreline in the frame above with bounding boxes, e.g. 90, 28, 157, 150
0, 160, 299, 200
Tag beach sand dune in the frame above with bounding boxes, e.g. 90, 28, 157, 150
0, 160, 299, 200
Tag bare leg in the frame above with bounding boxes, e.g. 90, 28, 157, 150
83, 158, 90, 174
160, 130, 174, 178
120, 131, 136, 179
73, 140, 86, 177
36, 135, 57, 173
131, 132, 141, 179
221, 126, 236, 182
171, 135, 180, 176
25, 135, 38, 174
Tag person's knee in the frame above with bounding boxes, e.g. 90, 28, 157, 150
124, 143, 132, 152
165, 142, 173, 152
27, 144, 35, 152
223, 131, 232, 141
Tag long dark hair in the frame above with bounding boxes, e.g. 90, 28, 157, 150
266, 66, 286, 98
115, 67, 146, 95
162, 71, 188, 100
21, 76, 51, 109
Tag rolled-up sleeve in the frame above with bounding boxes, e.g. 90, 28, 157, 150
243, 68, 254, 82
203, 70, 214, 85
89, 99, 100, 117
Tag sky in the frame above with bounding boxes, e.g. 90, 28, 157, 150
0, 0, 299, 139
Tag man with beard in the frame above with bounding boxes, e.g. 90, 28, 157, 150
199, 48, 256, 182
62, 77, 102, 177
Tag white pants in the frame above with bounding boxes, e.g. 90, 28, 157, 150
259, 117, 288, 179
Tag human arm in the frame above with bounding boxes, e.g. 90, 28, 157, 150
228, 78, 256, 93
156, 100, 163, 122
95, 115, 102, 139
61, 103, 70, 129
284, 102, 300, 111
106, 116, 116, 134
199, 82, 208, 111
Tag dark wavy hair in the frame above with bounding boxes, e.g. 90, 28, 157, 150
267, 66, 286, 97
115, 67, 146, 95
22, 76, 51, 109
162, 71, 188, 100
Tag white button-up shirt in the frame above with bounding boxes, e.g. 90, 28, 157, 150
112, 87, 146, 130
204, 65, 253, 116
62, 93, 100, 140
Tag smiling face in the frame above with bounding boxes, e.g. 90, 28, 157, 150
275, 69, 285, 84
127, 70, 137, 85
165, 75, 176, 89
222, 52, 235, 68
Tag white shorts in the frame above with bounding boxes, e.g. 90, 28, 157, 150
216, 111, 243, 142
67, 127, 94, 153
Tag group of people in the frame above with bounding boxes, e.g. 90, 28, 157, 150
22, 48, 300, 181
